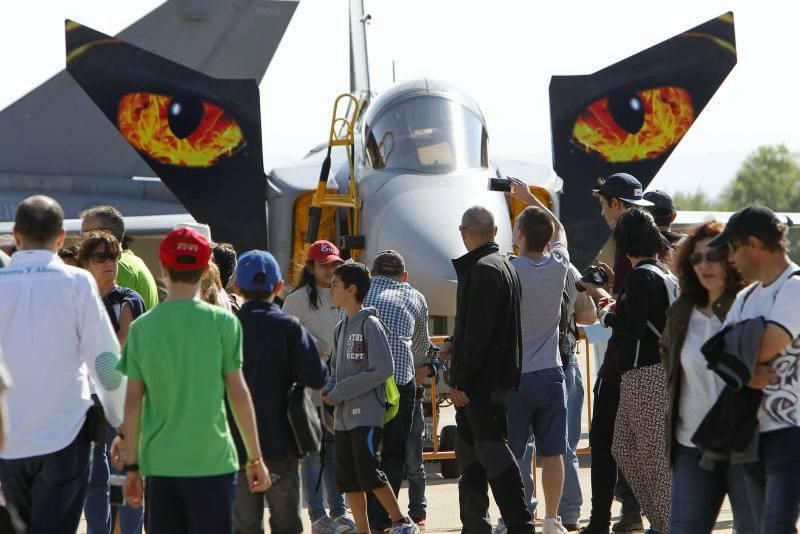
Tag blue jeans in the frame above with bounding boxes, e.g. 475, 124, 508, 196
506, 367, 568, 516
746, 427, 800, 533
84, 424, 144, 534
147, 473, 236, 533
669, 444, 757, 533
302, 429, 346, 521
405, 393, 427, 520
558, 356, 584, 524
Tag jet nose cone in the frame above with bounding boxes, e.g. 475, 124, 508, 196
361, 175, 513, 318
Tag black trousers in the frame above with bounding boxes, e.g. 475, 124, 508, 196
587, 377, 621, 527
0, 426, 91, 534
455, 393, 534, 534
367, 379, 416, 529
147, 472, 236, 534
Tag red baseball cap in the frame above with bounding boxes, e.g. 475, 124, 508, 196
307, 240, 343, 265
159, 227, 212, 271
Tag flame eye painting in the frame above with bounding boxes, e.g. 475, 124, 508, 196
571, 87, 694, 163
117, 92, 246, 168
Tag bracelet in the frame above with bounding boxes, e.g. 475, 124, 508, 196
246, 457, 262, 468
123, 464, 139, 472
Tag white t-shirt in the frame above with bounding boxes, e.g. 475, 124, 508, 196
0, 250, 125, 459
512, 242, 570, 373
676, 308, 725, 447
724, 263, 800, 433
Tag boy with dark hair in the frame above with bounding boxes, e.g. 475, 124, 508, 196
230, 250, 328, 533
324, 263, 419, 534
116, 227, 270, 533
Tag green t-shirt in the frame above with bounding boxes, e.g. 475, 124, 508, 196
117, 299, 242, 477
117, 249, 159, 311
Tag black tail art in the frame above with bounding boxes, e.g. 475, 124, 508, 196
550, 13, 737, 268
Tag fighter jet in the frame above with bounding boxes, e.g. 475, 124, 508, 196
1, 2, 740, 333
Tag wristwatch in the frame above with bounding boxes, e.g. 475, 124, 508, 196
123, 464, 139, 473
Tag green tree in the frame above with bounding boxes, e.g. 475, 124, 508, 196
720, 144, 800, 211
672, 190, 717, 211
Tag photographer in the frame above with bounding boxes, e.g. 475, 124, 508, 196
443, 206, 534, 533
500, 178, 570, 534
599, 208, 674, 533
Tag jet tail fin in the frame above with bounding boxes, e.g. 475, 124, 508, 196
549, 12, 736, 268
66, 20, 268, 251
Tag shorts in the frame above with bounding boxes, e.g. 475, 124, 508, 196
335, 427, 389, 493
506, 366, 568, 458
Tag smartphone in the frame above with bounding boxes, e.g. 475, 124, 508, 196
109, 474, 126, 506
489, 177, 511, 192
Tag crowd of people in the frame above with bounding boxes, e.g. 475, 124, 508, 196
0, 166, 799, 534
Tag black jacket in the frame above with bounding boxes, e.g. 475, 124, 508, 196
605, 259, 670, 374
228, 301, 327, 461
450, 242, 522, 394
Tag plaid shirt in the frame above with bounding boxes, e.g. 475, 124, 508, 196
363, 276, 430, 385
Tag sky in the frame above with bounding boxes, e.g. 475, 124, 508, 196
0, 0, 797, 198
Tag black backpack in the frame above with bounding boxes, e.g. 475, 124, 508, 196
558, 288, 578, 368
285, 319, 323, 455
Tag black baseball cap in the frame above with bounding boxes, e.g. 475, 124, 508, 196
708, 206, 786, 249
592, 173, 654, 207
643, 190, 676, 217
372, 250, 405, 276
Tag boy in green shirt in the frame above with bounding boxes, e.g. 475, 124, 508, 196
114, 227, 269, 532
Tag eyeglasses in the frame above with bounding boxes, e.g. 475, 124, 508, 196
458, 225, 467, 231
89, 252, 120, 264
689, 249, 727, 266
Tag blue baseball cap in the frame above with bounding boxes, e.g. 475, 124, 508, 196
235, 250, 281, 292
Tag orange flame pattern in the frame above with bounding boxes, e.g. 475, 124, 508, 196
572, 87, 694, 163
117, 92, 245, 167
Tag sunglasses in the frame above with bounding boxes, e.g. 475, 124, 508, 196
689, 249, 727, 266
89, 251, 120, 264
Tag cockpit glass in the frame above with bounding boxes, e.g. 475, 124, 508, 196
364, 96, 488, 173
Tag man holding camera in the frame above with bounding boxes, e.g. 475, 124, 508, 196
443, 206, 534, 534
364, 250, 433, 531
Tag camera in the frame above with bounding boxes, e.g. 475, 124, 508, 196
488, 177, 511, 192
580, 265, 609, 287
425, 344, 445, 378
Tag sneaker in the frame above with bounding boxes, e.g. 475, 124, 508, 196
390, 519, 421, 534
493, 518, 508, 534
577, 525, 610, 534
332, 514, 357, 531
562, 521, 582, 532
312, 516, 352, 534
543, 516, 569, 534
411, 518, 426, 531
611, 516, 644, 533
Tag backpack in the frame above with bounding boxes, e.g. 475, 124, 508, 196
631, 262, 679, 367
558, 287, 578, 368
332, 316, 400, 424
635, 262, 679, 340
361, 318, 400, 424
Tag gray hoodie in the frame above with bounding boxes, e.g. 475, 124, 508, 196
326, 307, 394, 431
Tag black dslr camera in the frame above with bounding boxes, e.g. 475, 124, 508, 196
580, 265, 610, 289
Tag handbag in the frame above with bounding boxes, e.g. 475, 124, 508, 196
286, 383, 322, 455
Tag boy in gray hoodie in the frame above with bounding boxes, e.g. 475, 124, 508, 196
323, 263, 419, 534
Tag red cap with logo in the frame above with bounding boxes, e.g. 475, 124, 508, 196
159, 227, 212, 271
307, 240, 343, 265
